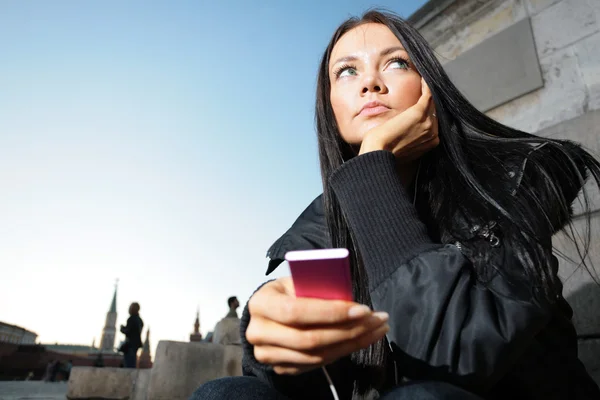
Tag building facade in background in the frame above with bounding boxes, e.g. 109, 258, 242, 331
0, 322, 37, 345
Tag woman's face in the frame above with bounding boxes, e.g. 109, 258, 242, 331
329, 23, 422, 145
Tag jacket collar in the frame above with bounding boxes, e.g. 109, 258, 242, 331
265, 194, 329, 275
265, 154, 532, 275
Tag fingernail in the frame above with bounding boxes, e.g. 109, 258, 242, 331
348, 305, 371, 318
373, 311, 389, 322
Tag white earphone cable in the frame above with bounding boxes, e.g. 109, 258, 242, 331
321, 366, 340, 400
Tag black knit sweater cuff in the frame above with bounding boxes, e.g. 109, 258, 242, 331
329, 151, 438, 290
240, 282, 276, 377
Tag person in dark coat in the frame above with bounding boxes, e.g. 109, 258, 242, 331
120, 302, 144, 368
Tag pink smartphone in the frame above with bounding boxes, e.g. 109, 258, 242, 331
285, 248, 353, 301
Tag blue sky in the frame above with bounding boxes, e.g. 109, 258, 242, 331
0, 0, 427, 351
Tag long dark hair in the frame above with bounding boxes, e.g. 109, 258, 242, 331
315, 9, 600, 395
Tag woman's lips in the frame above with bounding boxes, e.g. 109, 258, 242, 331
359, 105, 391, 117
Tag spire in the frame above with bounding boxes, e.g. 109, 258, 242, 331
143, 328, 150, 351
109, 279, 118, 313
194, 307, 200, 333
100, 281, 118, 352
138, 328, 152, 368
190, 306, 203, 342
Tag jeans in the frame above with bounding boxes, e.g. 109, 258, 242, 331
189, 376, 484, 400
123, 347, 138, 368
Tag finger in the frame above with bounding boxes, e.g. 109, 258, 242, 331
249, 284, 372, 326
415, 77, 432, 112
247, 313, 389, 350
261, 323, 390, 373
421, 77, 432, 97
255, 323, 390, 367
273, 364, 314, 376
254, 344, 326, 366
326, 322, 390, 361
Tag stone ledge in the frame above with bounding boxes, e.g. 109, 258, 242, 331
578, 337, 600, 379
146, 341, 242, 400
67, 367, 141, 400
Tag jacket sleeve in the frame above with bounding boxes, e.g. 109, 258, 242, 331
329, 151, 554, 393
240, 282, 355, 400
121, 317, 131, 334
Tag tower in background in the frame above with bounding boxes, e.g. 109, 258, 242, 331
189, 308, 203, 342
138, 328, 152, 368
100, 281, 118, 352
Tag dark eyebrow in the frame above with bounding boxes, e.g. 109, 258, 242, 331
380, 46, 406, 56
331, 55, 358, 66
331, 46, 407, 68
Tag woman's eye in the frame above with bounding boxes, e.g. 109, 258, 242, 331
389, 59, 409, 69
338, 67, 357, 78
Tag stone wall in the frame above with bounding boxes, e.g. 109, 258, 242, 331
414, 0, 600, 132
411, 0, 600, 385
66, 341, 243, 400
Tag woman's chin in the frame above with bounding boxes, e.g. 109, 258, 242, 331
341, 120, 389, 147
361, 120, 386, 135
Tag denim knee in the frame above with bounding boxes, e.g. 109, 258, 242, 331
189, 376, 288, 400
382, 381, 483, 400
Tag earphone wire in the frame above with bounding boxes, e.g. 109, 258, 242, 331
413, 158, 422, 206
321, 366, 340, 400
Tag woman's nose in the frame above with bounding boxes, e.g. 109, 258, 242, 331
362, 73, 388, 94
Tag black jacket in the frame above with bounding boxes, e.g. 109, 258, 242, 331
121, 314, 144, 350
241, 151, 600, 399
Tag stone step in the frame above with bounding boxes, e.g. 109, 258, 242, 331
146, 341, 242, 400
65, 341, 242, 400
66, 367, 149, 400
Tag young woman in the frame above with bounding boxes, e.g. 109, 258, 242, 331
191, 10, 600, 400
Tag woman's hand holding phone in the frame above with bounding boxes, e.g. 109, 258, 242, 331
246, 277, 389, 375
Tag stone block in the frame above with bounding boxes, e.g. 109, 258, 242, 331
67, 366, 138, 399
461, 1, 525, 51
146, 341, 242, 400
485, 88, 541, 132
574, 32, 600, 111
445, 18, 543, 113
591, 369, 600, 387
540, 109, 600, 152
553, 213, 600, 336
591, 0, 600, 22
525, 0, 562, 16
567, 278, 600, 336
0, 381, 67, 399
578, 338, 600, 385
531, 0, 598, 58
434, 0, 524, 60
486, 45, 587, 132
555, 213, 600, 386
419, 0, 493, 48
538, 46, 588, 130
539, 109, 600, 214
132, 369, 151, 400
